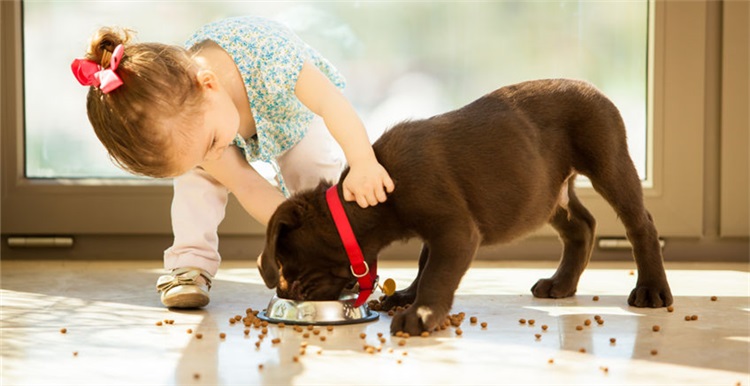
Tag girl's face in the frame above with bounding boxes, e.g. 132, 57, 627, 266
169, 72, 240, 176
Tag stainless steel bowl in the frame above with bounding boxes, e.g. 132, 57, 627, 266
256, 294, 379, 326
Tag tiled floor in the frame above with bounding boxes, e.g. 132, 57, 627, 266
1, 259, 748, 386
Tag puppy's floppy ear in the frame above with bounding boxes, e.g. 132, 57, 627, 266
258, 202, 301, 289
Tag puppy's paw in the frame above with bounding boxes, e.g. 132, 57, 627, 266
531, 278, 577, 299
390, 305, 446, 336
628, 283, 673, 308
380, 288, 416, 311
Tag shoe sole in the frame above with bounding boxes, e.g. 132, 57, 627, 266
162, 292, 210, 309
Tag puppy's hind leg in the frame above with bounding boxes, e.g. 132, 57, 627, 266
381, 243, 429, 310
588, 161, 673, 307
532, 176, 596, 299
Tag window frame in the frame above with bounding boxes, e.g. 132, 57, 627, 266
2, 1, 742, 256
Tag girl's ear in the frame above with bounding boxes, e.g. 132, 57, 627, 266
196, 69, 219, 91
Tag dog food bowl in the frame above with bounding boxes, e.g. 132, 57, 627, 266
256, 292, 379, 326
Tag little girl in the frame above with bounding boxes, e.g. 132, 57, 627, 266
72, 16, 394, 308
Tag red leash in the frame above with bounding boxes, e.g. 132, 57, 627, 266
325, 185, 377, 307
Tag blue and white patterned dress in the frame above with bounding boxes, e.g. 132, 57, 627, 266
185, 16, 346, 195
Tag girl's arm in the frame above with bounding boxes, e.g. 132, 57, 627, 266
201, 147, 285, 226
294, 60, 394, 208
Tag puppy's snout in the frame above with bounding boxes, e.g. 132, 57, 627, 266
278, 280, 304, 300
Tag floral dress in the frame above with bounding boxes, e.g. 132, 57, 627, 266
185, 16, 346, 195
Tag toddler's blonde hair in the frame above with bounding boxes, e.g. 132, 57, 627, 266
83, 27, 203, 177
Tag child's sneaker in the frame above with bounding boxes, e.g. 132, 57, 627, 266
156, 267, 212, 308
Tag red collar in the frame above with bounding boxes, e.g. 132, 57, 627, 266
325, 185, 377, 307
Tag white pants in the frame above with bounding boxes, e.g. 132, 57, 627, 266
163, 116, 343, 275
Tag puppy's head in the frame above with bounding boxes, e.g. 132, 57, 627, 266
258, 182, 356, 301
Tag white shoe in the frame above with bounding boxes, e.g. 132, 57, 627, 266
156, 267, 212, 308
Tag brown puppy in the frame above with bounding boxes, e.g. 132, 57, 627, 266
258, 79, 673, 335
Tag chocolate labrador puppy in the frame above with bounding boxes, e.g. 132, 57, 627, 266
258, 79, 673, 335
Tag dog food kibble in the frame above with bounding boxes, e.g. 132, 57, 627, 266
481, 322, 488, 329
303, 333, 310, 338
534, 334, 541, 340
60, 328, 68, 334
652, 325, 660, 332
629, 270, 634, 275
255, 341, 261, 348
519, 318, 527, 324
395, 331, 403, 337
548, 359, 554, 364
73, 351, 78, 357
320, 336, 327, 342
456, 328, 463, 336
293, 356, 299, 363
610, 338, 616, 344
278, 323, 285, 328
596, 319, 604, 325
186, 329, 193, 334
193, 373, 200, 380
195, 333, 203, 339
326, 325, 334, 332
541, 324, 548, 331
691, 315, 698, 320
229, 318, 236, 324
593, 296, 599, 301
219, 332, 226, 339
667, 306, 674, 312
576, 325, 583, 331
313, 329, 321, 336
359, 333, 367, 339
579, 348, 586, 353
398, 339, 406, 346
258, 364, 263, 370
306, 325, 314, 331
261, 327, 268, 334
650, 349, 658, 356
584, 319, 592, 326
272, 338, 281, 344
470, 316, 478, 324
244, 329, 250, 336
528, 319, 535, 326
711, 296, 717, 301
421, 331, 430, 338
600, 366, 609, 373
156, 321, 163, 326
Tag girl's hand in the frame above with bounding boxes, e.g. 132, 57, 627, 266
343, 159, 395, 208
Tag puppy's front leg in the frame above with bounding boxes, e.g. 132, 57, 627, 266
390, 228, 480, 335
381, 243, 429, 310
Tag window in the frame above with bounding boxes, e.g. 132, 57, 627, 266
3, 1, 721, 257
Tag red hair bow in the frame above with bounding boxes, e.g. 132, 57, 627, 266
71, 44, 124, 94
